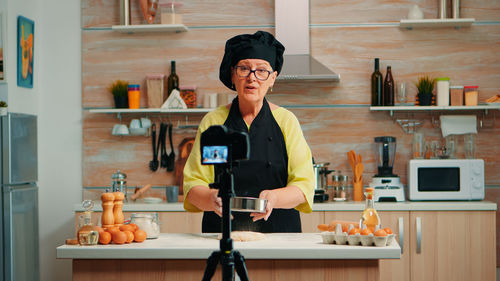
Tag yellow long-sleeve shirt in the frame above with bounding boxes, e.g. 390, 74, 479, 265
183, 105, 314, 213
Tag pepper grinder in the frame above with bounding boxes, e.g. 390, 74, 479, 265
101, 192, 115, 228
113, 191, 125, 227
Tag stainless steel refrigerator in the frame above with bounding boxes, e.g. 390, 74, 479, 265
0, 113, 39, 281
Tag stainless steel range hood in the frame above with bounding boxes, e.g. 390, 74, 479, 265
275, 0, 340, 82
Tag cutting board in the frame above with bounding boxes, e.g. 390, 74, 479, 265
175, 137, 195, 195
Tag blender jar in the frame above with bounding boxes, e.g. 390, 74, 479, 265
374, 136, 397, 177
160, 2, 183, 24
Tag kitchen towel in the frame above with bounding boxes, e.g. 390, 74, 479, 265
440, 115, 477, 137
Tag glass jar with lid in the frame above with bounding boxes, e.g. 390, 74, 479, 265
464, 85, 479, 106
130, 213, 160, 239
160, 2, 183, 25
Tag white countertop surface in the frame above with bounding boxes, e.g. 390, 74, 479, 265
74, 201, 497, 212
57, 233, 401, 260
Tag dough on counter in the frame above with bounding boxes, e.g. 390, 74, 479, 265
218, 231, 266, 242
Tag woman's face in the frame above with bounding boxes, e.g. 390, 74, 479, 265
231, 59, 277, 105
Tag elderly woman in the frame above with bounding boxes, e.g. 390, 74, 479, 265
183, 31, 314, 233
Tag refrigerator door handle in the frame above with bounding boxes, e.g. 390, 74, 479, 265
3, 183, 37, 192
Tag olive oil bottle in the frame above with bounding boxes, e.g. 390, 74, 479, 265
371, 58, 383, 106
166, 60, 179, 99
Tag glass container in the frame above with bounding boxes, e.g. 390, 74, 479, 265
77, 200, 99, 246
450, 86, 464, 106
374, 136, 397, 177
130, 213, 160, 239
464, 85, 479, 106
361, 187, 380, 233
436, 77, 450, 106
160, 2, 183, 25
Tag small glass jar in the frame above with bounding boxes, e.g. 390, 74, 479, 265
179, 85, 197, 108
160, 2, 183, 25
464, 85, 479, 106
449, 86, 464, 106
130, 213, 160, 239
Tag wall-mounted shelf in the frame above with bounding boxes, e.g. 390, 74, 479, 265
399, 18, 475, 29
111, 24, 188, 33
87, 108, 210, 121
370, 104, 500, 133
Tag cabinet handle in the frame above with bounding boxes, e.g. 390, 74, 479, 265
416, 217, 422, 254
398, 217, 404, 254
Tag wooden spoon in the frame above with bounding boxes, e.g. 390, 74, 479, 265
356, 162, 364, 182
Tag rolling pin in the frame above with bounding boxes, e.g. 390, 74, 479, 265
130, 184, 152, 201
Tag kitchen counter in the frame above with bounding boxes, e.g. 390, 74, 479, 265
74, 201, 497, 212
57, 233, 400, 260
57, 233, 400, 281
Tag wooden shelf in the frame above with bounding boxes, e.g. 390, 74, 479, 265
88, 108, 210, 114
111, 24, 188, 33
370, 104, 500, 112
399, 18, 475, 29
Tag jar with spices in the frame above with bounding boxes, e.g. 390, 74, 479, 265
179, 85, 197, 108
330, 174, 339, 202
128, 84, 141, 109
160, 2, 183, 25
464, 85, 479, 106
449, 86, 464, 106
146, 74, 164, 108
333, 172, 348, 201
436, 77, 450, 106
130, 213, 160, 239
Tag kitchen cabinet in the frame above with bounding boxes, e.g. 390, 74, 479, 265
324, 210, 495, 281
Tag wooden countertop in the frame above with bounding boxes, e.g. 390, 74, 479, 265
57, 233, 401, 260
74, 201, 497, 212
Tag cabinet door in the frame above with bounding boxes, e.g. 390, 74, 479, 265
300, 211, 324, 232
378, 211, 410, 281
410, 211, 496, 281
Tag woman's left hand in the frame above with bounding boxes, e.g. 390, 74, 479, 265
250, 190, 277, 222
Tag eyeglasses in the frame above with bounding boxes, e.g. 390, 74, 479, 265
234, 65, 272, 81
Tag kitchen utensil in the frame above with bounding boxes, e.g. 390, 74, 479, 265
159, 123, 167, 168
111, 170, 128, 201
130, 184, 152, 201
231, 197, 267, 213
149, 124, 159, 171
167, 123, 175, 171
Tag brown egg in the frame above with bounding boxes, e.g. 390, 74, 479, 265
374, 229, 388, 237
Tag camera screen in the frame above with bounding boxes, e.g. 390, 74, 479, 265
202, 146, 228, 164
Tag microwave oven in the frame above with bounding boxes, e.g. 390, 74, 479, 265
408, 159, 484, 201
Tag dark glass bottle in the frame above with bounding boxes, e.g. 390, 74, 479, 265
383, 66, 395, 106
371, 58, 383, 106
167, 60, 179, 98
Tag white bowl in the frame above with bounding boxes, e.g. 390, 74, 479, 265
142, 197, 163, 204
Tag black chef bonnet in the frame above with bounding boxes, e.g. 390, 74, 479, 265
219, 31, 285, 90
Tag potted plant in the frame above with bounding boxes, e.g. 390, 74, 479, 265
108, 80, 129, 108
0, 101, 8, 116
415, 76, 435, 106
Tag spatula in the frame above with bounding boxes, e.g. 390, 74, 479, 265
167, 123, 175, 172
149, 124, 159, 171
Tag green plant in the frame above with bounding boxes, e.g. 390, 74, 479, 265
0, 101, 7, 107
415, 76, 435, 95
108, 80, 129, 97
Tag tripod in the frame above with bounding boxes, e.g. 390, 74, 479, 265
202, 162, 250, 281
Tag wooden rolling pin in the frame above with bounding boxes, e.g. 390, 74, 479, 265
130, 184, 152, 201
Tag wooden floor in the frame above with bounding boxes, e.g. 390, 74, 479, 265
73, 259, 380, 281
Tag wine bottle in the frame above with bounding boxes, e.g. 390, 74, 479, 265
167, 60, 179, 98
371, 58, 383, 106
383, 66, 395, 106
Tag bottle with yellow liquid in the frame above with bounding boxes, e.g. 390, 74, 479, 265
361, 187, 380, 233
77, 200, 99, 246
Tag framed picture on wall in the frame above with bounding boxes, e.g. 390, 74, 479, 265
0, 11, 6, 83
17, 16, 34, 88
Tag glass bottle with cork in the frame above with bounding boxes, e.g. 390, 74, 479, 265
371, 58, 383, 106
361, 187, 380, 233
166, 60, 180, 100
77, 200, 99, 246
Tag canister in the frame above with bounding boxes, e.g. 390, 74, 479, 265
128, 84, 141, 109
160, 2, 183, 25
449, 86, 464, 106
146, 74, 164, 108
179, 85, 197, 108
464, 85, 479, 106
436, 77, 450, 106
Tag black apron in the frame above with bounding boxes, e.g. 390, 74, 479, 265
202, 97, 301, 233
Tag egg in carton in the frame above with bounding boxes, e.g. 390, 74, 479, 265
346, 225, 361, 246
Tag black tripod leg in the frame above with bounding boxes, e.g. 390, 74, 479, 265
233, 251, 249, 281
202, 251, 221, 281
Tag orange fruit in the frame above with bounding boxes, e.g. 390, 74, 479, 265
111, 231, 127, 244
384, 227, 393, 235
348, 228, 360, 235
120, 224, 135, 232
99, 231, 112, 245
374, 229, 388, 237
106, 226, 120, 234
128, 223, 138, 231
95, 226, 105, 235
134, 230, 147, 242
124, 230, 134, 243
342, 225, 349, 233
317, 224, 329, 231
360, 228, 372, 236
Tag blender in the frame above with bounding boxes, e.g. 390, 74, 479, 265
369, 136, 405, 202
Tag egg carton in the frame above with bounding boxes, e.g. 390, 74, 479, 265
320, 224, 395, 247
